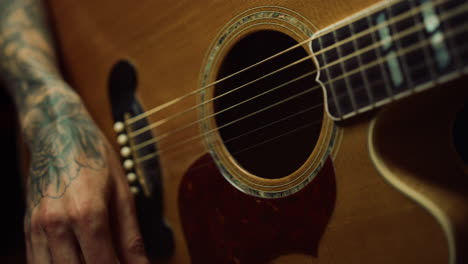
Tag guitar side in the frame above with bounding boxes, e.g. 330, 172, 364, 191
370, 81, 468, 263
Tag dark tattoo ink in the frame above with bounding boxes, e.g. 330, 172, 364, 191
0, 0, 107, 208
28, 93, 106, 206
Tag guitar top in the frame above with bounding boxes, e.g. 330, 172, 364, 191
47, 0, 468, 263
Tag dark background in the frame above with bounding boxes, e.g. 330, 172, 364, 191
0, 87, 26, 262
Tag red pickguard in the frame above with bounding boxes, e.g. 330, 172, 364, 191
178, 154, 336, 264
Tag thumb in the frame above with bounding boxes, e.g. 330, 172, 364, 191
111, 170, 150, 264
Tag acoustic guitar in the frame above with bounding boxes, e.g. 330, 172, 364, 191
47, 0, 468, 263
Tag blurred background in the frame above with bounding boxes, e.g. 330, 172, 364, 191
0, 87, 26, 263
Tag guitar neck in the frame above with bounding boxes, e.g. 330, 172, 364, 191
311, 0, 468, 120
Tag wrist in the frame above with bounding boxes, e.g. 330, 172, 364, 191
15, 77, 78, 110
19, 82, 88, 143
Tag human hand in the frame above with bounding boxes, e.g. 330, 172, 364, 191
22, 91, 149, 264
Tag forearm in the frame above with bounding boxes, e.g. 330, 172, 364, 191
1, 2, 150, 262
0, 0, 104, 206
0, 0, 81, 140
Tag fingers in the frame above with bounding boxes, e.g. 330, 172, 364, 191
24, 212, 33, 263
28, 211, 51, 264
111, 168, 149, 264
29, 205, 82, 264
24, 143, 147, 264
27, 197, 119, 264
25, 233, 33, 264
42, 216, 81, 264
71, 199, 118, 264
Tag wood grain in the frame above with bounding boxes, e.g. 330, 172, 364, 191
45, 0, 467, 263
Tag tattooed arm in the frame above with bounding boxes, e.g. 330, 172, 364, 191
0, 0, 150, 263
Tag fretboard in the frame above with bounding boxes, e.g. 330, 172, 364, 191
311, 0, 468, 120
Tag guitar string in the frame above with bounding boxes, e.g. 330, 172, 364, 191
133, 71, 315, 150
135, 86, 323, 164
129, 3, 467, 152
152, 106, 322, 162
150, 38, 462, 175
134, 17, 468, 163
134, 22, 467, 164
136, 85, 322, 162
127, 0, 457, 140
154, 117, 323, 176
166, 118, 323, 172
129, 0, 458, 141
125, 0, 448, 127
124, 0, 442, 126
221, 106, 322, 146
126, 0, 443, 136
130, 57, 315, 139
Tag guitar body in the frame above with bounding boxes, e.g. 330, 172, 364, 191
46, 0, 468, 263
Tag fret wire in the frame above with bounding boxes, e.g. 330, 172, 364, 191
333, 58, 433, 103
350, 20, 374, 106
333, 46, 465, 106
421, 0, 453, 72
315, 0, 462, 106
374, 9, 405, 95
317, 36, 343, 117
133, 1, 468, 142
314, 0, 444, 50
130, 0, 467, 143
326, 23, 467, 98
456, 0, 468, 67
412, 0, 437, 81
388, 2, 414, 90
318, 18, 468, 117
126, 0, 451, 127
437, 0, 463, 68
366, 13, 394, 99
137, 24, 468, 161
333, 27, 358, 112
315, 0, 444, 72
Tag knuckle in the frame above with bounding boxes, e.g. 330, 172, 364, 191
39, 209, 68, 236
23, 214, 32, 235
23, 222, 32, 238
29, 212, 43, 235
127, 235, 146, 256
71, 201, 107, 235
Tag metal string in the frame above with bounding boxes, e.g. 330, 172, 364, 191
134, 21, 468, 164
128, 0, 459, 142
125, 0, 448, 128
128, 1, 467, 154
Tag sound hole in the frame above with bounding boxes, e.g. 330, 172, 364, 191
214, 30, 323, 180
